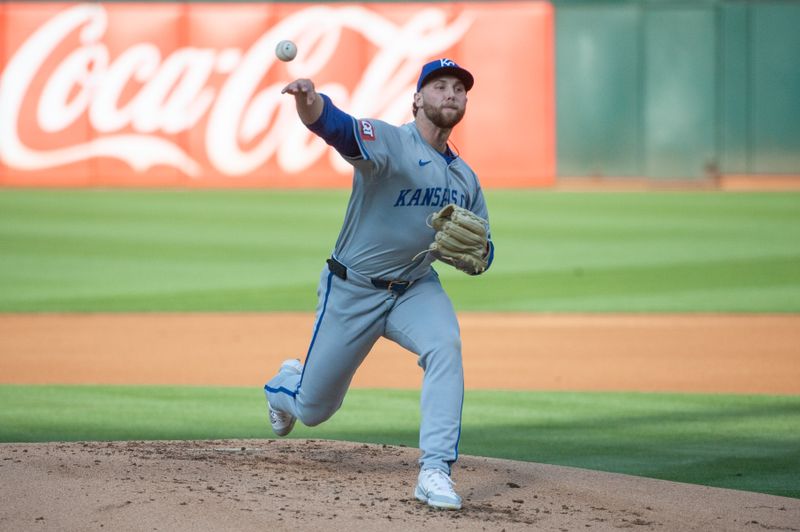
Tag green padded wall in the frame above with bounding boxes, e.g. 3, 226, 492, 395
556, 0, 800, 179
556, 4, 641, 177
750, 2, 800, 173
643, 5, 717, 179
720, 1, 749, 174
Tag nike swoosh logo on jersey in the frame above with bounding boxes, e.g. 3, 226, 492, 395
418, 159, 432, 166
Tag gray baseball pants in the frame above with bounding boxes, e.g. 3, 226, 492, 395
265, 261, 464, 474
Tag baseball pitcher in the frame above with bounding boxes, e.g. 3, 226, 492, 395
264, 58, 494, 510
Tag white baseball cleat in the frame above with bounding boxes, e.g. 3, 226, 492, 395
266, 359, 303, 437
414, 468, 462, 510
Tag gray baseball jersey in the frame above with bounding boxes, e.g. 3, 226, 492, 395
335, 118, 490, 280
265, 115, 492, 475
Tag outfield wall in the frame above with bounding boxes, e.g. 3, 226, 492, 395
1, 1, 798, 188
555, 0, 800, 182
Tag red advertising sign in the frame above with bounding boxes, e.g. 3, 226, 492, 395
0, 2, 554, 187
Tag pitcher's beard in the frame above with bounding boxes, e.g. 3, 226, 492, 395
423, 102, 465, 129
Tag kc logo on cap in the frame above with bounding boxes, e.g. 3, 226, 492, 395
417, 57, 475, 92
417, 58, 474, 92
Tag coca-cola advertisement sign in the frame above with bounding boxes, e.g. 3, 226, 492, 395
0, 2, 554, 187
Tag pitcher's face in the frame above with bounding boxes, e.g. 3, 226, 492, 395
416, 76, 467, 129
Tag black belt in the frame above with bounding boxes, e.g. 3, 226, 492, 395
326, 258, 413, 296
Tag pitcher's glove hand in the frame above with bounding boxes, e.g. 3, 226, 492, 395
426, 204, 489, 275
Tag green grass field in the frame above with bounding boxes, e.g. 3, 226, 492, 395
1, 189, 799, 498
1, 189, 798, 312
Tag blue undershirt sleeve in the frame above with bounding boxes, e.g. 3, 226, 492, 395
485, 240, 495, 271
306, 94, 361, 159
468, 240, 494, 275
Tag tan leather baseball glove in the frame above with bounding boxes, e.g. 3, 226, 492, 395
426, 204, 489, 275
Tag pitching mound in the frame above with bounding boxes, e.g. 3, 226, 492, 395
2, 439, 797, 531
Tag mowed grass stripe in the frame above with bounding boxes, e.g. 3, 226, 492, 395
1, 189, 798, 311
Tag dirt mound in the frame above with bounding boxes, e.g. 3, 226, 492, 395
2, 439, 797, 531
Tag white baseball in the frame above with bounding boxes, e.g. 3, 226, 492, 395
275, 40, 297, 62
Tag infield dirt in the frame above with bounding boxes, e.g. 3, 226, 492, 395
1, 313, 799, 531
2, 313, 799, 393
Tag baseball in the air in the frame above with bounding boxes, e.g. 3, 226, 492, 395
275, 40, 297, 62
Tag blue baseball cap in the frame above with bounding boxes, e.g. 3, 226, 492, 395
416, 58, 474, 92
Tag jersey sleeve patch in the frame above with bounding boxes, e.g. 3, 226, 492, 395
359, 120, 376, 141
